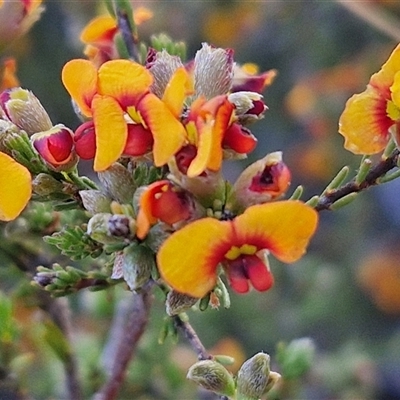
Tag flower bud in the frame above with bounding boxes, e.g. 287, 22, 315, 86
232, 151, 291, 211
31, 124, 78, 171
236, 352, 271, 399
79, 190, 111, 214
228, 91, 267, 124
187, 360, 236, 397
98, 162, 136, 204
87, 213, 135, 245
166, 290, 198, 316
121, 243, 154, 290
32, 173, 63, 196
194, 43, 234, 99
0, 118, 22, 153
0, 87, 52, 135
74, 121, 96, 160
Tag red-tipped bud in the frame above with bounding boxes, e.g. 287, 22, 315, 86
232, 151, 291, 210
74, 121, 96, 160
123, 123, 154, 157
228, 91, 268, 125
31, 124, 77, 171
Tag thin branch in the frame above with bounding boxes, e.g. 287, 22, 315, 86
39, 295, 83, 400
93, 288, 152, 400
116, 10, 139, 62
336, 0, 400, 42
173, 315, 212, 361
315, 149, 400, 211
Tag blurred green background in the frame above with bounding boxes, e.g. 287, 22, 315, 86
2, 0, 400, 399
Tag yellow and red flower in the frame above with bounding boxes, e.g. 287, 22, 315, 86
232, 151, 291, 210
62, 58, 186, 171
0, 151, 31, 221
136, 180, 195, 239
80, 7, 153, 66
339, 44, 400, 154
0, 0, 43, 52
157, 200, 318, 298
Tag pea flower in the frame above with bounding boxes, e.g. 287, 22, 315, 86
149, 45, 265, 178
80, 7, 153, 66
62, 59, 186, 171
157, 200, 318, 298
136, 180, 197, 239
339, 44, 400, 154
232, 151, 291, 210
0, 58, 19, 91
0, 0, 43, 52
0, 151, 31, 221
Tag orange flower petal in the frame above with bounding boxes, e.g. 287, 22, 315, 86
61, 59, 97, 117
338, 86, 392, 154
187, 118, 213, 177
97, 60, 153, 106
0, 152, 31, 221
80, 15, 117, 44
136, 180, 167, 240
138, 93, 186, 166
92, 94, 127, 171
370, 44, 400, 91
233, 200, 318, 263
157, 218, 232, 298
162, 66, 193, 117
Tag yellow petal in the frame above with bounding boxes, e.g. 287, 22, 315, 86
62, 59, 97, 117
97, 60, 153, 105
233, 200, 318, 263
80, 15, 117, 44
92, 94, 127, 171
0, 152, 31, 221
338, 86, 392, 154
138, 93, 186, 166
162, 66, 193, 117
370, 44, 400, 91
157, 218, 232, 298
187, 118, 214, 177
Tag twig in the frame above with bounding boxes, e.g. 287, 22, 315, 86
39, 295, 83, 400
0, 242, 84, 400
173, 315, 212, 361
336, 0, 400, 41
93, 288, 152, 400
315, 149, 400, 211
116, 10, 139, 62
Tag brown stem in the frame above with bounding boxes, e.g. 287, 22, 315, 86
39, 295, 83, 400
93, 288, 152, 400
315, 149, 400, 211
173, 315, 212, 361
116, 10, 139, 62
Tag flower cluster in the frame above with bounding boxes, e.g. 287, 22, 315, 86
0, 5, 319, 305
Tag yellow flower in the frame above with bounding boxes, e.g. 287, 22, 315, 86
339, 44, 400, 154
0, 152, 31, 221
62, 59, 186, 171
157, 200, 318, 298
